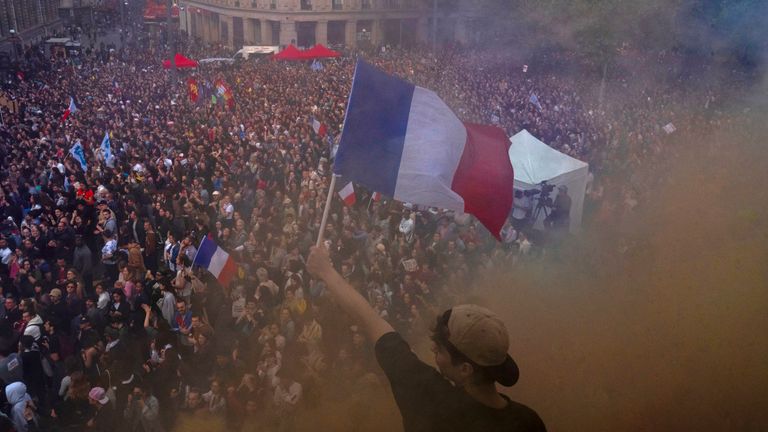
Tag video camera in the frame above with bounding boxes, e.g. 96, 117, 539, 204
539, 181, 555, 195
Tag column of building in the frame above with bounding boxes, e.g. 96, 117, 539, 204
371, 18, 381, 46
279, 19, 297, 45
261, 19, 272, 45
221, 14, 234, 47
345, 19, 356, 48
315, 20, 327, 45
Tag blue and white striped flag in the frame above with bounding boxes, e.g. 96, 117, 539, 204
101, 131, 114, 167
69, 140, 87, 172
529, 93, 543, 112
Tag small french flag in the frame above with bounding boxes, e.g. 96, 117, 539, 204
372, 191, 382, 202
192, 236, 237, 286
312, 117, 327, 138
338, 182, 356, 206
61, 96, 78, 123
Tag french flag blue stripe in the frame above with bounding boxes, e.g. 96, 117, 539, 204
192, 236, 216, 269
333, 61, 414, 196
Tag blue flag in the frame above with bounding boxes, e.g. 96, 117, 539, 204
69, 140, 87, 172
529, 93, 543, 112
311, 59, 324, 72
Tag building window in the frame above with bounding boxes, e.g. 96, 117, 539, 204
301, 0, 312, 10
332, 0, 343, 10
270, 0, 276, 9
234, 0, 241, 6
361, 0, 371, 10
251, 0, 258, 7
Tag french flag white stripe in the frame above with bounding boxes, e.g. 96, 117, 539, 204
394, 86, 467, 212
207, 247, 230, 278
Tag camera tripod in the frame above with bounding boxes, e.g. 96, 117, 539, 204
531, 193, 551, 223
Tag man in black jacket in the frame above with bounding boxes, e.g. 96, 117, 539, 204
307, 246, 545, 432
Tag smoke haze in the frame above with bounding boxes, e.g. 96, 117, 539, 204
471, 108, 768, 431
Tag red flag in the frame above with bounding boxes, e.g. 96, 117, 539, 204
187, 78, 199, 103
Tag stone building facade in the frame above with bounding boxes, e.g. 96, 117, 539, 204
0, 0, 62, 47
180, 0, 432, 49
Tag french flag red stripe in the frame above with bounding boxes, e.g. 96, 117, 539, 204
451, 124, 514, 238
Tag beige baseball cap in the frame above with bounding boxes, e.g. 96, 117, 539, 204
447, 304, 519, 386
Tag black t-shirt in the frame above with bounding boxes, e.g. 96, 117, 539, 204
375, 332, 546, 432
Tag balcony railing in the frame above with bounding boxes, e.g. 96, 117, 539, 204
332, 0, 343, 10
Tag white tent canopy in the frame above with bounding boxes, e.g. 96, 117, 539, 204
508, 129, 589, 232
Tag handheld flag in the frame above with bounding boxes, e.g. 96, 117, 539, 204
101, 131, 114, 167
333, 60, 514, 239
61, 96, 78, 123
311, 117, 327, 138
215, 79, 234, 109
338, 182, 356, 206
187, 78, 199, 103
69, 140, 87, 172
529, 93, 543, 112
192, 236, 237, 286
311, 59, 324, 72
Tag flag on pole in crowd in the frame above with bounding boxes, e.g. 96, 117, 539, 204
192, 235, 238, 286
529, 93, 543, 112
327, 134, 339, 160
372, 191, 382, 202
662, 122, 676, 134
61, 96, 78, 123
338, 182, 356, 206
69, 140, 87, 172
215, 79, 235, 109
311, 117, 327, 138
101, 131, 114, 168
310, 59, 324, 72
187, 78, 199, 103
332, 60, 515, 239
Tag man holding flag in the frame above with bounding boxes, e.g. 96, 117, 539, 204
309, 60, 544, 432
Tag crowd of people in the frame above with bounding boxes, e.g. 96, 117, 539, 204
0, 6, 744, 430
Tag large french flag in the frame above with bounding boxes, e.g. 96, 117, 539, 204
192, 236, 237, 286
333, 60, 514, 239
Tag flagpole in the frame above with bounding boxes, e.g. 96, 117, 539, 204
191, 235, 206, 267
316, 174, 338, 247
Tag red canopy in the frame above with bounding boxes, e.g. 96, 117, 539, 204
272, 45, 304, 61
301, 44, 341, 59
163, 53, 198, 69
